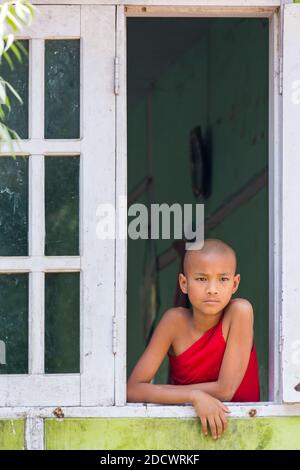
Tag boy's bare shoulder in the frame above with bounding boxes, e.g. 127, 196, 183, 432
163, 306, 190, 321
162, 306, 191, 338
222, 298, 254, 342
161, 307, 189, 332
161, 306, 181, 320
226, 298, 253, 312
224, 298, 254, 325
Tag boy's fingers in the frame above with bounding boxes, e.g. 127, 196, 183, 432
222, 404, 231, 413
208, 416, 217, 440
220, 412, 228, 432
200, 416, 208, 436
214, 415, 223, 438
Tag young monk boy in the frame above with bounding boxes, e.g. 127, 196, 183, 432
127, 238, 260, 440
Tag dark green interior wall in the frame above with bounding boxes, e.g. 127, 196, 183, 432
127, 18, 269, 400
204, 18, 269, 400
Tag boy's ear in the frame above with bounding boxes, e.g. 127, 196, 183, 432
178, 273, 188, 294
232, 273, 241, 294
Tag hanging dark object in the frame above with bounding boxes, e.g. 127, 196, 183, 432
189, 125, 212, 199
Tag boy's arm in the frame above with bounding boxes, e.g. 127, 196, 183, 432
127, 308, 195, 404
127, 308, 231, 439
126, 308, 227, 405
161, 299, 254, 401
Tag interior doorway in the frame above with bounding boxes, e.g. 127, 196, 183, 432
126, 16, 269, 401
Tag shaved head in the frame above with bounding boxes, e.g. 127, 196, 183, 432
183, 238, 237, 277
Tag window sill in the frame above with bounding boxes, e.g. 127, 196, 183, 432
0, 403, 300, 419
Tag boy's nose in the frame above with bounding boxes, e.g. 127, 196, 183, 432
207, 285, 219, 294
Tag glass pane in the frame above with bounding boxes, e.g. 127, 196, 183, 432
0, 40, 29, 139
45, 156, 80, 256
0, 156, 28, 256
45, 273, 80, 373
44, 40, 80, 139
0, 274, 28, 374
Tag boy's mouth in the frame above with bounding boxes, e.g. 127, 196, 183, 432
203, 300, 220, 303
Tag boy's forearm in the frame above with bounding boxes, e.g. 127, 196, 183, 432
127, 382, 198, 405
163, 381, 229, 401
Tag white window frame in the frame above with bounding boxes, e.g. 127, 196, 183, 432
281, 3, 300, 403
0, 4, 116, 407
115, 0, 300, 417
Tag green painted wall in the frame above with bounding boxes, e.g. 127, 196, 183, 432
0, 420, 25, 450
127, 18, 269, 399
45, 417, 300, 450
0, 417, 300, 450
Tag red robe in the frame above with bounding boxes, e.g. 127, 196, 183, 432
168, 314, 260, 402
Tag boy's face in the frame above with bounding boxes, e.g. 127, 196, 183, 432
178, 251, 240, 316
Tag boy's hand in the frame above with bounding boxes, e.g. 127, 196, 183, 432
190, 390, 230, 440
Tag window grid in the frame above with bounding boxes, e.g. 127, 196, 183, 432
0, 4, 117, 407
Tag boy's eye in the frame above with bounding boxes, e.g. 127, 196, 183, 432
221, 277, 229, 281
196, 277, 206, 281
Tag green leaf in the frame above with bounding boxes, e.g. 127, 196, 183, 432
5, 94, 11, 111
23, 2, 36, 25
4, 33, 14, 53
0, 105, 5, 119
0, 122, 22, 159
5, 15, 18, 33
0, 121, 12, 141
0, 39, 4, 56
3, 50, 14, 71
7, 6, 23, 31
0, 1, 35, 159
9, 42, 22, 62
0, 80, 6, 104
15, 2, 32, 26
15, 39, 28, 58
5, 80, 23, 104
